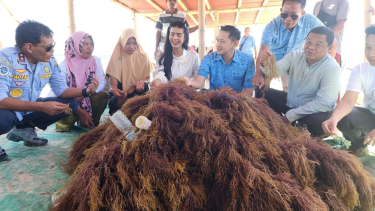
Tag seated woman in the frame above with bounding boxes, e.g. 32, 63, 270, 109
56, 31, 107, 132
322, 25, 375, 156
106, 29, 153, 115
150, 21, 200, 88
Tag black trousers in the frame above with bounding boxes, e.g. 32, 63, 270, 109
108, 83, 149, 115
264, 88, 331, 137
337, 107, 375, 148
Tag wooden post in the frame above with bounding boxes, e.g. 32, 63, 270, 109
67, 0, 76, 35
213, 11, 219, 51
133, 11, 137, 32
365, 0, 372, 61
0, 38, 3, 50
198, 0, 206, 60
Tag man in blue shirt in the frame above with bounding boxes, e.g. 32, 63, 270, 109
185, 25, 255, 97
252, 0, 336, 97
0, 20, 99, 161
239, 27, 257, 60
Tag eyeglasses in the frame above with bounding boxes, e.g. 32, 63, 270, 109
32, 41, 56, 52
280, 13, 299, 20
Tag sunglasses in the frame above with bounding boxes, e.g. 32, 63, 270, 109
32, 41, 56, 52
280, 13, 299, 20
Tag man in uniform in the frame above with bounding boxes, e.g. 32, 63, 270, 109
0, 20, 99, 161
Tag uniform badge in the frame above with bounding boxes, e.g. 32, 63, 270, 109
15, 69, 27, 74
10, 88, 23, 98
0, 66, 9, 76
18, 53, 25, 63
14, 81, 26, 86
44, 66, 50, 73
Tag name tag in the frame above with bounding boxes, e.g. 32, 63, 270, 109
41, 74, 52, 79
11, 74, 29, 80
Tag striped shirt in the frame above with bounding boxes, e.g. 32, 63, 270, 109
155, 9, 188, 51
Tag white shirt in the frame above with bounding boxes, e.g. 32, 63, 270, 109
154, 49, 200, 84
347, 61, 375, 114
45, 56, 106, 97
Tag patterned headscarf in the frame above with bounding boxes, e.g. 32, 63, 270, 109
64, 31, 97, 117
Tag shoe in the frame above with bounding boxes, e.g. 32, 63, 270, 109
0, 149, 8, 162
6, 127, 48, 147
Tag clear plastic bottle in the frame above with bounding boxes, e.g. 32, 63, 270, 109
109, 111, 136, 141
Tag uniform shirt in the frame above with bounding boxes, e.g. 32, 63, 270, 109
261, 14, 324, 61
198, 49, 255, 93
45, 56, 106, 97
0, 47, 68, 121
239, 35, 256, 56
267, 50, 341, 122
313, 0, 349, 55
154, 49, 200, 84
155, 9, 188, 51
346, 62, 375, 114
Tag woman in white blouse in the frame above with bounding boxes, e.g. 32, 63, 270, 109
150, 21, 200, 88
55, 31, 107, 132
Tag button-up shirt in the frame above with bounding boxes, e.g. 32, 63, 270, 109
271, 50, 341, 122
197, 49, 255, 93
261, 14, 324, 61
0, 47, 68, 120
239, 35, 256, 56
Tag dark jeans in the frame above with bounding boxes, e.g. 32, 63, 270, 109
265, 88, 331, 137
108, 83, 149, 115
0, 97, 78, 135
337, 107, 375, 148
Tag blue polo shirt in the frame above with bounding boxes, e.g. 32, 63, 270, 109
239, 36, 256, 56
0, 47, 68, 121
197, 49, 255, 93
261, 13, 324, 61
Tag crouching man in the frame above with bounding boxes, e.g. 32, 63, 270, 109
259, 26, 340, 137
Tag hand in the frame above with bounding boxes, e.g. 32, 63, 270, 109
252, 73, 265, 89
364, 129, 375, 146
183, 77, 192, 86
283, 86, 288, 92
149, 79, 162, 89
41, 101, 69, 115
76, 96, 85, 104
322, 117, 339, 134
282, 116, 291, 125
86, 77, 100, 95
154, 50, 159, 60
77, 108, 94, 128
110, 87, 127, 99
136, 80, 145, 92
259, 49, 272, 67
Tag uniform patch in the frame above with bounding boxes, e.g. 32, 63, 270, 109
18, 53, 25, 63
11, 74, 29, 80
0, 66, 9, 76
54, 60, 57, 66
14, 81, 26, 86
44, 66, 50, 73
15, 69, 27, 74
10, 89, 23, 97
41, 74, 52, 79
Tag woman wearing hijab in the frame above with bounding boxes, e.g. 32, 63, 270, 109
150, 21, 200, 88
106, 29, 153, 115
55, 31, 107, 132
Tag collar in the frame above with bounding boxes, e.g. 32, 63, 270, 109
304, 53, 329, 68
15, 47, 27, 64
166, 8, 178, 14
214, 49, 239, 63
173, 49, 187, 59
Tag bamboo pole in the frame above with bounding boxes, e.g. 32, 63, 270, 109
213, 11, 219, 51
0, 38, 3, 50
133, 11, 137, 32
137, 5, 281, 17
198, 0, 206, 60
67, 0, 76, 35
365, 0, 372, 61
0, 0, 19, 24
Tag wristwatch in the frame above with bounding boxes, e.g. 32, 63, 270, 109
82, 88, 90, 97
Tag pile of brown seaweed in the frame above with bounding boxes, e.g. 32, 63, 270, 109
54, 82, 375, 211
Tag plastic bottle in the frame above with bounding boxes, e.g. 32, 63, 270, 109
109, 110, 136, 141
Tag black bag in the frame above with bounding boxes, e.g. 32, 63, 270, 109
316, 0, 341, 28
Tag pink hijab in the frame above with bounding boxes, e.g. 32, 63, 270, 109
64, 31, 97, 117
